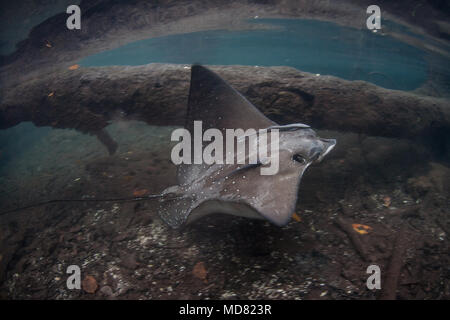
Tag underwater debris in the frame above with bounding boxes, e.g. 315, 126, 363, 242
92, 129, 118, 155
82, 275, 98, 294
99, 286, 114, 297
352, 224, 372, 235
133, 189, 149, 197
292, 213, 302, 222
192, 262, 208, 283
335, 218, 370, 261
1, 64, 448, 143
380, 228, 407, 300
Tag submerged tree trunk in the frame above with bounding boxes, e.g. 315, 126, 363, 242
0, 64, 449, 144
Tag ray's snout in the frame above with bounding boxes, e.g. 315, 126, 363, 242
317, 138, 336, 162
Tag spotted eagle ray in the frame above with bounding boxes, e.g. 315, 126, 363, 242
158, 65, 336, 228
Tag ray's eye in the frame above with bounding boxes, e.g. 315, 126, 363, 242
293, 154, 306, 164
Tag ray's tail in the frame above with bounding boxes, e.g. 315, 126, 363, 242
0, 193, 178, 216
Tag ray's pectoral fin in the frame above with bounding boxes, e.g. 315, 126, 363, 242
251, 168, 305, 227
186, 65, 275, 132
234, 149, 310, 227
158, 195, 196, 228
177, 65, 275, 185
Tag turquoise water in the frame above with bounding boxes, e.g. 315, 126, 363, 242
80, 19, 430, 91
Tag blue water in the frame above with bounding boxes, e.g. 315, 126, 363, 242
80, 18, 429, 91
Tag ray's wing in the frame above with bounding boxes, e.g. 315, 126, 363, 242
251, 165, 304, 226
185, 65, 275, 132
223, 149, 307, 226
178, 65, 276, 185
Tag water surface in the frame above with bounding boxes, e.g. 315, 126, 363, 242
81, 18, 430, 91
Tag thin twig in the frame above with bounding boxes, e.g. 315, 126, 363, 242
380, 227, 407, 300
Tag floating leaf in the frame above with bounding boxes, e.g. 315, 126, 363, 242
68, 64, 79, 70
133, 189, 149, 197
192, 262, 207, 283
82, 275, 98, 293
383, 196, 391, 207
292, 212, 302, 222
352, 223, 372, 235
